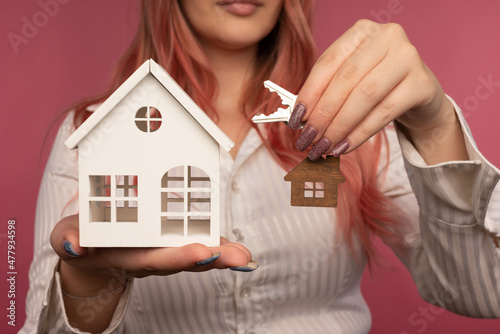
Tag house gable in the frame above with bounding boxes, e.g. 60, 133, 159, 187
65, 59, 234, 152
72, 74, 221, 175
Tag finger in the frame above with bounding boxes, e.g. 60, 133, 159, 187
50, 215, 87, 260
294, 35, 391, 152
219, 237, 252, 260
97, 239, 253, 276
125, 243, 250, 276
340, 73, 428, 155
317, 47, 412, 154
96, 243, 214, 276
205, 245, 252, 270
291, 20, 382, 128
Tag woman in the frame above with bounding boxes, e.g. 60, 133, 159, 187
21, 0, 500, 333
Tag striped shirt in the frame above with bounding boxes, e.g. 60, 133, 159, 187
20, 99, 500, 333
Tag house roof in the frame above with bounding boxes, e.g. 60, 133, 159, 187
65, 59, 234, 152
284, 156, 345, 182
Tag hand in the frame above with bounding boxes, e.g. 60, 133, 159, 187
50, 214, 255, 332
50, 214, 254, 291
289, 20, 462, 162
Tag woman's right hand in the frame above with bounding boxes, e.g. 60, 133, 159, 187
50, 214, 255, 332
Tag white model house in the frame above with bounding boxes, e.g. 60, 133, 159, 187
65, 59, 234, 247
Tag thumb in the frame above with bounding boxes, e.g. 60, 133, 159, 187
50, 214, 87, 261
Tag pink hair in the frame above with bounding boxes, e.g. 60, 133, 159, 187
72, 0, 403, 263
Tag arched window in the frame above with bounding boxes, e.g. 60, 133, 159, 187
160, 166, 211, 237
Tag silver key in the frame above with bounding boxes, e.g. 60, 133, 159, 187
252, 81, 302, 126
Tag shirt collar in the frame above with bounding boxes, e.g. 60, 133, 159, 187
220, 127, 264, 173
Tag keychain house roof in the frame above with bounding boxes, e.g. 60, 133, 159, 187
65, 59, 234, 247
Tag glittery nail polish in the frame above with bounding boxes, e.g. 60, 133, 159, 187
288, 103, 306, 129
332, 139, 350, 157
63, 240, 79, 257
308, 137, 331, 161
295, 126, 318, 151
196, 252, 221, 266
229, 260, 259, 272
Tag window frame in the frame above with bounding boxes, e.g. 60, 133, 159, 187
89, 175, 139, 223
160, 166, 212, 237
303, 181, 325, 199
134, 106, 162, 133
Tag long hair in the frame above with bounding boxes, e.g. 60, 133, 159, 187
72, 0, 403, 263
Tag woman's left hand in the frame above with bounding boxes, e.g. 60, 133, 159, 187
289, 20, 464, 163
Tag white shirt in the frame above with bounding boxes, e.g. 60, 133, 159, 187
20, 100, 500, 333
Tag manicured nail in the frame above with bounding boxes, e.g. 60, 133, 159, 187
308, 137, 331, 161
288, 103, 306, 129
229, 260, 259, 272
332, 139, 350, 157
63, 240, 79, 257
196, 252, 221, 266
295, 126, 318, 151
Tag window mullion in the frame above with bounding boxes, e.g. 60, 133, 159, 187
184, 165, 189, 237
147, 105, 151, 133
111, 175, 117, 223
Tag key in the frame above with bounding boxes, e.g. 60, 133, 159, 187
252, 81, 303, 127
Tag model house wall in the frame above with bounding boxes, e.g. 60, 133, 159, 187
65, 59, 234, 247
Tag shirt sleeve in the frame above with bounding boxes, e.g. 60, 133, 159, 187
379, 96, 500, 318
19, 112, 133, 334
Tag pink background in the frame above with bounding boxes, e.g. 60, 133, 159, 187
1, 0, 499, 333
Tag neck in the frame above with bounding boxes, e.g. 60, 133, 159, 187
202, 42, 257, 110
201, 42, 258, 159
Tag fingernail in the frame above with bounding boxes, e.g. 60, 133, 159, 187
288, 103, 306, 129
196, 252, 221, 266
332, 139, 350, 157
295, 126, 318, 151
63, 240, 79, 257
229, 260, 259, 272
308, 137, 331, 161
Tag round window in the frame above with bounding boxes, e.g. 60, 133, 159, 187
135, 106, 162, 132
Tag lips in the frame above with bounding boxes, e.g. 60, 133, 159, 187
217, 0, 263, 5
216, 0, 263, 16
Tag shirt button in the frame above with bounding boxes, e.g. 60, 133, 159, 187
231, 181, 240, 193
240, 287, 251, 298
232, 228, 244, 242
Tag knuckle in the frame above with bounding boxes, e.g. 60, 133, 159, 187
354, 19, 381, 38
354, 19, 375, 30
412, 68, 433, 87
314, 104, 333, 120
339, 64, 359, 83
350, 126, 371, 146
315, 51, 337, 67
358, 81, 379, 104
355, 125, 370, 140
401, 43, 419, 60
332, 122, 349, 137
377, 101, 397, 124
384, 22, 405, 38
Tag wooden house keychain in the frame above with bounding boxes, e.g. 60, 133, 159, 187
253, 81, 345, 207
